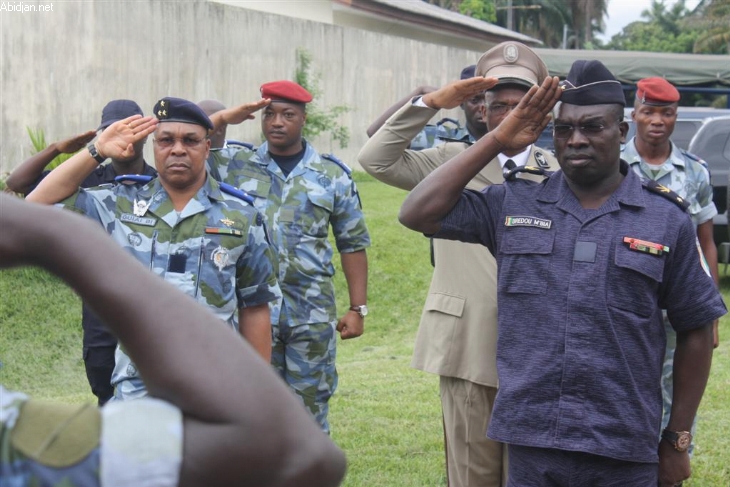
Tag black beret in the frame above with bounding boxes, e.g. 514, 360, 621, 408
99, 99, 143, 130
153, 97, 214, 130
460, 65, 476, 80
559, 60, 625, 106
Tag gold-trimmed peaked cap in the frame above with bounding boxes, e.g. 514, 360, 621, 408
153, 97, 213, 130
559, 60, 626, 106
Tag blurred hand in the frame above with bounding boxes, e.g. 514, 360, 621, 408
658, 440, 691, 486
422, 77, 498, 110
56, 130, 97, 154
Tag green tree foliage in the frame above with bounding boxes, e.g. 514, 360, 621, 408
26, 127, 76, 170
689, 0, 730, 53
293, 48, 352, 149
458, 0, 496, 22
603, 0, 701, 53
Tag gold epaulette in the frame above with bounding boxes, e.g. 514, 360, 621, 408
505, 165, 551, 182
642, 179, 690, 211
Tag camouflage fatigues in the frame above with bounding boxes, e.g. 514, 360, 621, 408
1, 385, 182, 487
410, 119, 474, 150
59, 176, 281, 401
209, 141, 370, 433
624, 138, 717, 454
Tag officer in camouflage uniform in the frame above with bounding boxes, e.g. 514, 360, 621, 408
623, 77, 720, 455
27, 97, 281, 401
208, 80, 370, 434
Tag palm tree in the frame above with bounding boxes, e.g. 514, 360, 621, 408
690, 0, 730, 53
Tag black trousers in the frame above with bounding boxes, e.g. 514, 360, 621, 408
83, 345, 116, 406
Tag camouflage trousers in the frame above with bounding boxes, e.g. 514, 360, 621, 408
661, 319, 697, 456
272, 319, 338, 435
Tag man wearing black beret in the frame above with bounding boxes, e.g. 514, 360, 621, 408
399, 61, 725, 486
27, 96, 281, 401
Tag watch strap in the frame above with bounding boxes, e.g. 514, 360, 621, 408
87, 143, 105, 164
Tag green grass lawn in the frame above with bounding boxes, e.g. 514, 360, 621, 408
1, 172, 728, 486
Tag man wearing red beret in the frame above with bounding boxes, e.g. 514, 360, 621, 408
209, 80, 371, 434
623, 77, 720, 457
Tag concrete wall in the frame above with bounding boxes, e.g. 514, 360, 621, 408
0, 0, 484, 175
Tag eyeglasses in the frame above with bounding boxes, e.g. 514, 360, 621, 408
553, 122, 617, 139
154, 136, 207, 148
486, 103, 519, 115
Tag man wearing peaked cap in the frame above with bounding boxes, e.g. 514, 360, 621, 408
359, 41, 557, 487
5, 98, 157, 407
399, 60, 724, 486
623, 76, 720, 458
27, 97, 281, 402
204, 81, 370, 435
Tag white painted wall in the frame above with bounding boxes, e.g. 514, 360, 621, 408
0, 0, 483, 174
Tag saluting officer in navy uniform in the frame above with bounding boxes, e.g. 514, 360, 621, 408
359, 41, 556, 487
399, 60, 725, 487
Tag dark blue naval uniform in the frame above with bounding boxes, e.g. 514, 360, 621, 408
434, 162, 726, 466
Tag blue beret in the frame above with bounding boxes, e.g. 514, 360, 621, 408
153, 97, 214, 130
460, 65, 476, 80
559, 60, 625, 107
99, 99, 143, 130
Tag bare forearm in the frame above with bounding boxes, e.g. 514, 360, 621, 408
341, 250, 368, 305
399, 132, 504, 233
25, 149, 98, 204
667, 325, 714, 431
5, 144, 61, 194
239, 304, 272, 362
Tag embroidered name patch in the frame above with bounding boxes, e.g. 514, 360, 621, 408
504, 216, 552, 229
120, 213, 156, 226
205, 227, 243, 237
623, 237, 669, 256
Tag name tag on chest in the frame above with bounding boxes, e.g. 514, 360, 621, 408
504, 216, 552, 229
120, 213, 157, 226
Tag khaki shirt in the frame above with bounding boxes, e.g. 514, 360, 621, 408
359, 100, 558, 386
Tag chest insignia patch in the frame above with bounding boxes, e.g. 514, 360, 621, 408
120, 213, 156, 226
133, 198, 150, 217
220, 218, 235, 227
127, 232, 142, 247
318, 175, 332, 188
623, 237, 669, 256
211, 245, 230, 271
504, 216, 552, 229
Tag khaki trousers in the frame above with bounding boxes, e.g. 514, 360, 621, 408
440, 376, 507, 487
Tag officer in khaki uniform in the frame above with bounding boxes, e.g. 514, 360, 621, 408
358, 42, 557, 487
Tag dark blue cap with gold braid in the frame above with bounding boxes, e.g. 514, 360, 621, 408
559, 60, 625, 107
153, 97, 214, 130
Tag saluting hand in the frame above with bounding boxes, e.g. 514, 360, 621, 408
55, 130, 98, 154
490, 76, 561, 152
422, 77, 498, 110
96, 115, 158, 160
220, 99, 272, 126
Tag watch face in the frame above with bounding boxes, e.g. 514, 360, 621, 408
360, 305, 368, 317
676, 432, 692, 451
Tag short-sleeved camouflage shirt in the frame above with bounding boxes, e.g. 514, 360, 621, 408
209, 141, 371, 326
60, 175, 281, 398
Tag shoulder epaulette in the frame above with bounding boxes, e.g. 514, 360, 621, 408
114, 174, 154, 184
680, 149, 708, 168
225, 139, 256, 151
642, 179, 690, 211
436, 136, 474, 146
219, 182, 255, 205
322, 153, 352, 177
505, 165, 551, 182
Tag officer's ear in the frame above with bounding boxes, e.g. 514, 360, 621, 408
619, 120, 629, 144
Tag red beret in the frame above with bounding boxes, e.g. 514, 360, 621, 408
636, 77, 680, 106
260, 80, 313, 104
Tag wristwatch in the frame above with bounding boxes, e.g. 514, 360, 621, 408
349, 304, 368, 318
661, 429, 693, 452
87, 142, 106, 164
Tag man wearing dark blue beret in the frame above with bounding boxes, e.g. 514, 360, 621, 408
28, 96, 281, 401
399, 61, 725, 486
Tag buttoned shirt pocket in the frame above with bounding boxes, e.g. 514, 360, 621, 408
421, 293, 465, 360
608, 244, 665, 317
498, 228, 554, 295
279, 189, 334, 240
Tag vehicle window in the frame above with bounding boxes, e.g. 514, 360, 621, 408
671, 121, 703, 150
